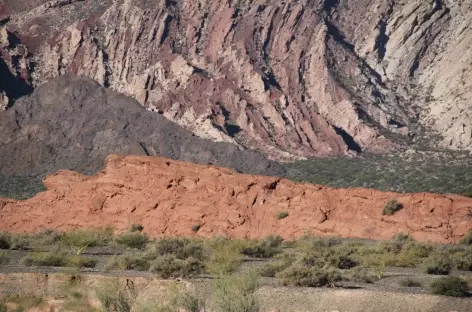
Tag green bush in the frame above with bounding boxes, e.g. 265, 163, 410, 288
0, 302, 5, 312
205, 239, 243, 275
213, 272, 260, 312
344, 267, 375, 283
0, 232, 10, 249
259, 254, 294, 277
149, 237, 205, 261
191, 224, 201, 233
95, 279, 133, 312
66, 256, 97, 268
61, 228, 113, 254
382, 199, 404, 215
275, 211, 289, 220
6, 229, 62, 251
115, 232, 149, 249
460, 230, 472, 245
21, 251, 68, 267
106, 255, 150, 271
392, 233, 411, 242
150, 254, 203, 278
130, 224, 144, 232
399, 278, 422, 287
240, 236, 283, 258
430, 276, 469, 297
423, 255, 453, 275
276, 264, 341, 287
0, 251, 9, 265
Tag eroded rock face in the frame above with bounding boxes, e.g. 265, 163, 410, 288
3, 0, 471, 159
1, 154, 471, 243
0, 74, 285, 178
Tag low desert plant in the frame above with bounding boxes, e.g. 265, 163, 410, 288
191, 224, 201, 233
392, 233, 411, 242
0, 233, 10, 249
460, 230, 472, 245
382, 199, 404, 215
259, 254, 294, 277
150, 254, 204, 278
115, 232, 149, 249
205, 240, 244, 275
149, 237, 205, 261
95, 279, 134, 312
344, 267, 375, 284
423, 255, 453, 275
0, 251, 9, 265
430, 276, 469, 297
62, 228, 113, 254
399, 278, 422, 287
275, 211, 289, 220
276, 264, 341, 287
130, 224, 144, 232
21, 251, 68, 267
106, 255, 150, 271
240, 235, 283, 258
66, 255, 97, 268
213, 272, 260, 312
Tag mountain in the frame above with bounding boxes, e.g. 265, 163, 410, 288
1, 0, 471, 159
0, 74, 284, 179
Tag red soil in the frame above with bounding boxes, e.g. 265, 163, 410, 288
1, 155, 471, 243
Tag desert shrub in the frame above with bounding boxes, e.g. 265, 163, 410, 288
423, 255, 453, 275
0, 303, 5, 312
191, 224, 201, 232
392, 233, 411, 242
150, 254, 204, 278
66, 255, 97, 268
21, 251, 68, 267
213, 272, 260, 312
177, 290, 207, 312
95, 279, 134, 312
295, 235, 342, 252
344, 267, 375, 283
240, 235, 283, 258
430, 276, 469, 297
259, 254, 295, 277
359, 240, 433, 268
115, 232, 149, 249
130, 224, 144, 232
0, 251, 9, 265
62, 228, 113, 254
276, 264, 341, 287
275, 211, 289, 220
382, 199, 404, 215
399, 278, 422, 287
0, 233, 10, 249
205, 239, 244, 275
106, 255, 150, 271
460, 230, 472, 245
149, 237, 205, 261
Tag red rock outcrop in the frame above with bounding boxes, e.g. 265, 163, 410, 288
2, 0, 472, 159
1, 155, 471, 243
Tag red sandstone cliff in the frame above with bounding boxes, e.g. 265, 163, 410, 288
1, 154, 471, 243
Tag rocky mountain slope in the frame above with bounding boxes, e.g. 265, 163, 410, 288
1, 154, 471, 243
0, 74, 284, 178
1, 0, 471, 159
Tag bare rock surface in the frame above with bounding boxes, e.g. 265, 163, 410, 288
1, 154, 471, 243
0, 74, 285, 177
1, 0, 471, 159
